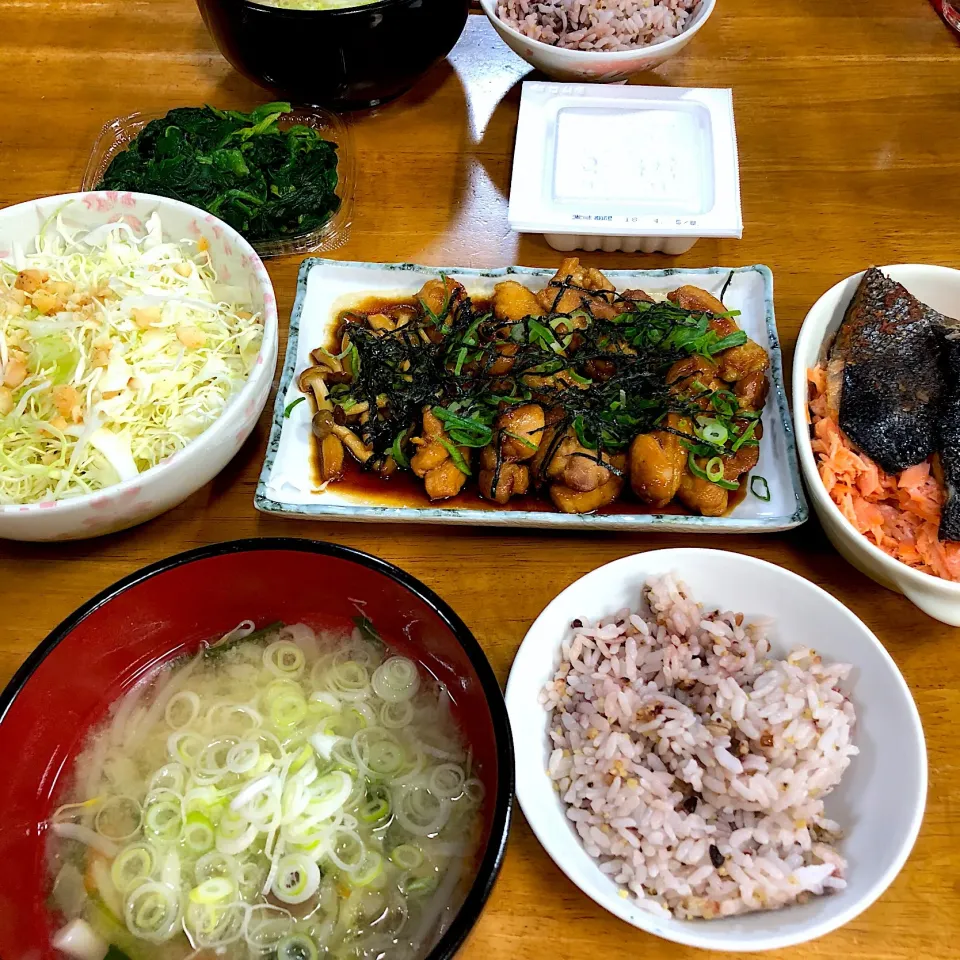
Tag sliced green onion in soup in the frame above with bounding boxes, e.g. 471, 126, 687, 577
271, 853, 321, 904
189, 876, 237, 904
164, 690, 201, 730
390, 843, 423, 870
195, 850, 239, 885
93, 794, 142, 842
245, 904, 297, 951
328, 660, 371, 701
302, 770, 352, 821
270, 690, 308, 728
288, 742, 315, 774
143, 799, 182, 843
184, 899, 246, 949
216, 822, 258, 857
111, 841, 158, 894
124, 880, 180, 942
183, 811, 216, 855
393, 783, 451, 836
198, 736, 239, 777
167, 730, 205, 767
380, 699, 414, 729
428, 763, 466, 801
401, 864, 441, 898
462, 777, 485, 805
148, 762, 187, 794
352, 728, 406, 778
328, 828, 365, 873
350, 850, 384, 887
358, 785, 391, 823
263, 640, 306, 679
277, 933, 320, 960
184, 784, 226, 820
372, 657, 420, 703
225, 739, 261, 775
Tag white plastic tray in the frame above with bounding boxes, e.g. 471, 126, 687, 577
508, 83, 742, 255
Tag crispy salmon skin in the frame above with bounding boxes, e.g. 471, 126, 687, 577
829, 267, 946, 474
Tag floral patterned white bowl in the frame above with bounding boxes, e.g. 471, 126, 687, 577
0, 192, 279, 541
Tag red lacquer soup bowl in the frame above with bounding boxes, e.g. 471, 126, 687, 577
0, 538, 513, 958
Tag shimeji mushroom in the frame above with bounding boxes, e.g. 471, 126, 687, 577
297, 365, 346, 482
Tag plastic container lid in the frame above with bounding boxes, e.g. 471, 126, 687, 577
81, 107, 354, 259
508, 82, 742, 241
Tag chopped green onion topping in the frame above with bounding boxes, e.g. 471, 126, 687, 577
284, 396, 306, 418
751, 475, 771, 501
697, 419, 728, 446
438, 438, 471, 476
687, 453, 739, 491
705, 457, 725, 482
731, 419, 758, 452
708, 331, 748, 354
687, 453, 708, 482
391, 431, 410, 469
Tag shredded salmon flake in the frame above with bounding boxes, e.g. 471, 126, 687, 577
808, 366, 960, 581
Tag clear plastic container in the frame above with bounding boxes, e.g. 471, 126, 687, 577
508, 82, 742, 256
81, 106, 354, 259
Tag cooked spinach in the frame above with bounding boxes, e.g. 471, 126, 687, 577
97, 102, 340, 243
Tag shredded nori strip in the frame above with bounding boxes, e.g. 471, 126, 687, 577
318, 277, 754, 480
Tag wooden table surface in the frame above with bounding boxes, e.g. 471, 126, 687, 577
2, 0, 959, 957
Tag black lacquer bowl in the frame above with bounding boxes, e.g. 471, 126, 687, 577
197, 0, 470, 108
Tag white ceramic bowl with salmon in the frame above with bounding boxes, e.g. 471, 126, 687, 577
793, 264, 960, 625
478, 0, 715, 83
0, 192, 279, 541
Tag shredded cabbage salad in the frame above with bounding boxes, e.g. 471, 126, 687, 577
0, 211, 263, 505
49, 622, 483, 959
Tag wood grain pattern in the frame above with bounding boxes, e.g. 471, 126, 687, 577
1, 0, 959, 956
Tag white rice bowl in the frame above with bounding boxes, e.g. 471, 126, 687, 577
496, 0, 697, 52
505, 549, 926, 951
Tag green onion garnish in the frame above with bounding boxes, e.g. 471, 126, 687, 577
708, 330, 748, 354
687, 452, 709, 481
391, 431, 410, 469
697, 419, 728, 445
462, 316, 484, 346
687, 453, 739, 491
345, 343, 360, 377
439, 438, 471, 476
503, 430, 537, 450
705, 457, 725, 482
283, 396, 305, 418
751, 475, 771, 501
731, 419, 757, 452
528, 318, 559, 347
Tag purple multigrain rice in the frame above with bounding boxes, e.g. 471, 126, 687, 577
496, 0, 697, 53
541, 573, 858, 919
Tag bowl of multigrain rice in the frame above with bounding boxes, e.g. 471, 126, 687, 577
478, 0, 715, 82
505, 549, 926, 951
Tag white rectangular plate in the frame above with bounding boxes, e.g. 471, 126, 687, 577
255, 260, 808, 532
